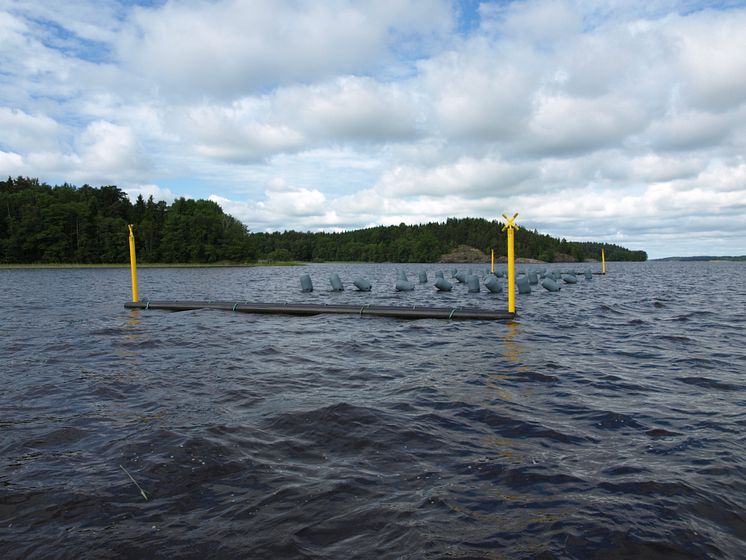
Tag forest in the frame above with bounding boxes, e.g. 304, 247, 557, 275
0, 177, 647, 264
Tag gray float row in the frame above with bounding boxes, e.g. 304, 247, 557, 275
300, 267, 595, 294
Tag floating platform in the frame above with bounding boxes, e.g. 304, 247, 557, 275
124, 300, 516, 321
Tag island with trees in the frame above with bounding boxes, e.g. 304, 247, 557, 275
0, 177, 647, 265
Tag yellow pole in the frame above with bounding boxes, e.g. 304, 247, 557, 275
491, 249, 495, 273
601, 247, 606, 275
501, 213, 519, 314
128, 224, 139, 302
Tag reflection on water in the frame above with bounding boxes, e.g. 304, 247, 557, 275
501, 320, 523, 365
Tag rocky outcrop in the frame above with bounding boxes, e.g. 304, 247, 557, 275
439, 245, 489, 263
494, 256, 546, 264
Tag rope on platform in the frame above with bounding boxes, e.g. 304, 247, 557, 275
232, 303, 238, 312
448, 308, 457, 320
359, 304, 371, 316
145, 300, 150, 310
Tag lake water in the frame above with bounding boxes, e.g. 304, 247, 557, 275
2, 262, 745, 559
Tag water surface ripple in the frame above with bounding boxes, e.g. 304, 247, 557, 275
2, 262, 745, 558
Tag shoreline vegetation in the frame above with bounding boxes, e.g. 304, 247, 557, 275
0, 262, 305, 269
1, 177, 647, 265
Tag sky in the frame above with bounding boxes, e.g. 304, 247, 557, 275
1, 0, 746, 258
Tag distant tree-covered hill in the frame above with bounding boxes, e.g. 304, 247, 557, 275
0, 177, 647, 264
252, 219, 646, 263
655, 256, 746, 262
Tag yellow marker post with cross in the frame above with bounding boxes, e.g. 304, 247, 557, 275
502, 213, 519, 314
601, 247, 606, 274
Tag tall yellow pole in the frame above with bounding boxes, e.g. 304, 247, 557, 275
491, 249, 495, 273
601, 247, 606, 275
128, 224, 139, 302
501, 213, 519, 314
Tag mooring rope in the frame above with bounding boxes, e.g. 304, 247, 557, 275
448, 308, 457, 320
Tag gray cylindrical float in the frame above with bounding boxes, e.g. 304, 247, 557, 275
516, 275, 532, 294
527, 271, 539, 285
484, 276, 502, 293
419, 271, 428, 284
434, 278, 453, 291
353, 278, 371, 291
435, 270, 444, 279
584, 269, 592, 280
454, 271, 467, 283
542, 278, 561, 292
562, 274, 577, 284
451, 268, 458, 278
397, 270, 409, 282
300, 274, 313, 292
467, 275, 480, 293
395, 280, 414, 291
329, 273, 344, 291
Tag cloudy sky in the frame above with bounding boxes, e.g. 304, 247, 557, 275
1, 0, 745, 258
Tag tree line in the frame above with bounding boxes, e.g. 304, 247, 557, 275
0, 177, 647, 264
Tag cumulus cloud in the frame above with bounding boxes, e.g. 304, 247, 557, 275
274, 77, 421, 143
210, 185, 343, 231
0, 119, 150, 185
124, 183, 178, 204
117, 0, 452, 99
0, 107, 65, 152
376, 157, 535, 198
0, 150, 24, 175
180, 101, 305, 164
670, 10, 746, 112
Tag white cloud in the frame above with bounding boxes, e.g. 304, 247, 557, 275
479, 0, 582, 42
669, 10, 746, 112
0, 107, 64, 152
117, 0, 452, 99
525, 93, 648, 155
210, 186, 341, 231
274, 76, 421, 143
645, 109, 735, 151
124, 183, 178, 204
0, 149, 24, 175
376, 157, 535, 198
420, 40, 541, 143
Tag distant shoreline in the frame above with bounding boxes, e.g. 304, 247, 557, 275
0, 262, 305, 270
653, 256, 746, 262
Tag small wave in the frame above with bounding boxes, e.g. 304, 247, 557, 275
599, 479, 696, 498
455, 406, 593, 444
513, 371, 560, 383
676, 376, 741, 391
560, 407, 646, 431
645, 428, 681, 438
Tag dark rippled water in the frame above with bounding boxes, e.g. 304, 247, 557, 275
2, 262, 746, 559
